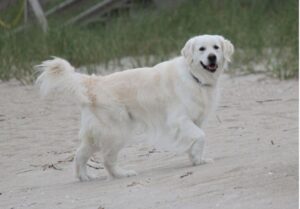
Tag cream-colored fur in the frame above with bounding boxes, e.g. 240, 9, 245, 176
36, 35, 234, 181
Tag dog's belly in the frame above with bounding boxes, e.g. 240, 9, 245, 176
125, 103, 202, 152
129, 117, 192, 152
85, 102, 193, 151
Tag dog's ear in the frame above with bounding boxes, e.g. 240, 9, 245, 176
220, 37, 234, 62
181, 37, 195, 64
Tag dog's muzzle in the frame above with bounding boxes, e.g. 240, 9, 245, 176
200, 54, 218, 73
200, 61, 218, 73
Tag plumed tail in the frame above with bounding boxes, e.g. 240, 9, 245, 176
36, 57, 88, 103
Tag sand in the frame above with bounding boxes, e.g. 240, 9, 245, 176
0, 74, 298, 209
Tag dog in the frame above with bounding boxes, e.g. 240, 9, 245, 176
36, 35, 234, 181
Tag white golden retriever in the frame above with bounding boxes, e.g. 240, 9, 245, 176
36, 35, 234, 181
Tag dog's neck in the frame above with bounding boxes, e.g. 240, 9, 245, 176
189, 71, 214, 87
176, 56, 222, 88
189, 65, 221, 87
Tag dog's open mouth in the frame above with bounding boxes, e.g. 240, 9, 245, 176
200, 61, 218, 73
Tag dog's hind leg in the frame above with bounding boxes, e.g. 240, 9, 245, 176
75, 135, 98, 181
103, 147, 137, 178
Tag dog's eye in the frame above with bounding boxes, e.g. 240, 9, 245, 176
213, 45, 219, 50
199, 47, 206, 51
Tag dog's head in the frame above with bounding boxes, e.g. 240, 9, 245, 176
181, 35, 234, 76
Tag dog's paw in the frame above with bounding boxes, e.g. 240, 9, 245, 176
78, 173, 96, 182
124, 169, 138, 177
113, 169, 138, 178
200, 158, 214, 164
191, 157, 214, 166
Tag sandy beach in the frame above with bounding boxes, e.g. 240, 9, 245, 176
0, 73, 298, 209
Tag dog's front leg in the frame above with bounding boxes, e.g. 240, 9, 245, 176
183, 123, 213, 166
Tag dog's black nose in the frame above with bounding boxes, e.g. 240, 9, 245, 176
208, 54, 216, 63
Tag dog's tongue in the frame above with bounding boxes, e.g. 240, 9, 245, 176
208, 64, 216, 69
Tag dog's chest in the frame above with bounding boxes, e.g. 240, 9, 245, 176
184, 86, 217, 126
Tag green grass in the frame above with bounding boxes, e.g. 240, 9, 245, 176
0, 0, 298, 81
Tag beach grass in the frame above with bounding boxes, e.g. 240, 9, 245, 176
0, 0, 298, 81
